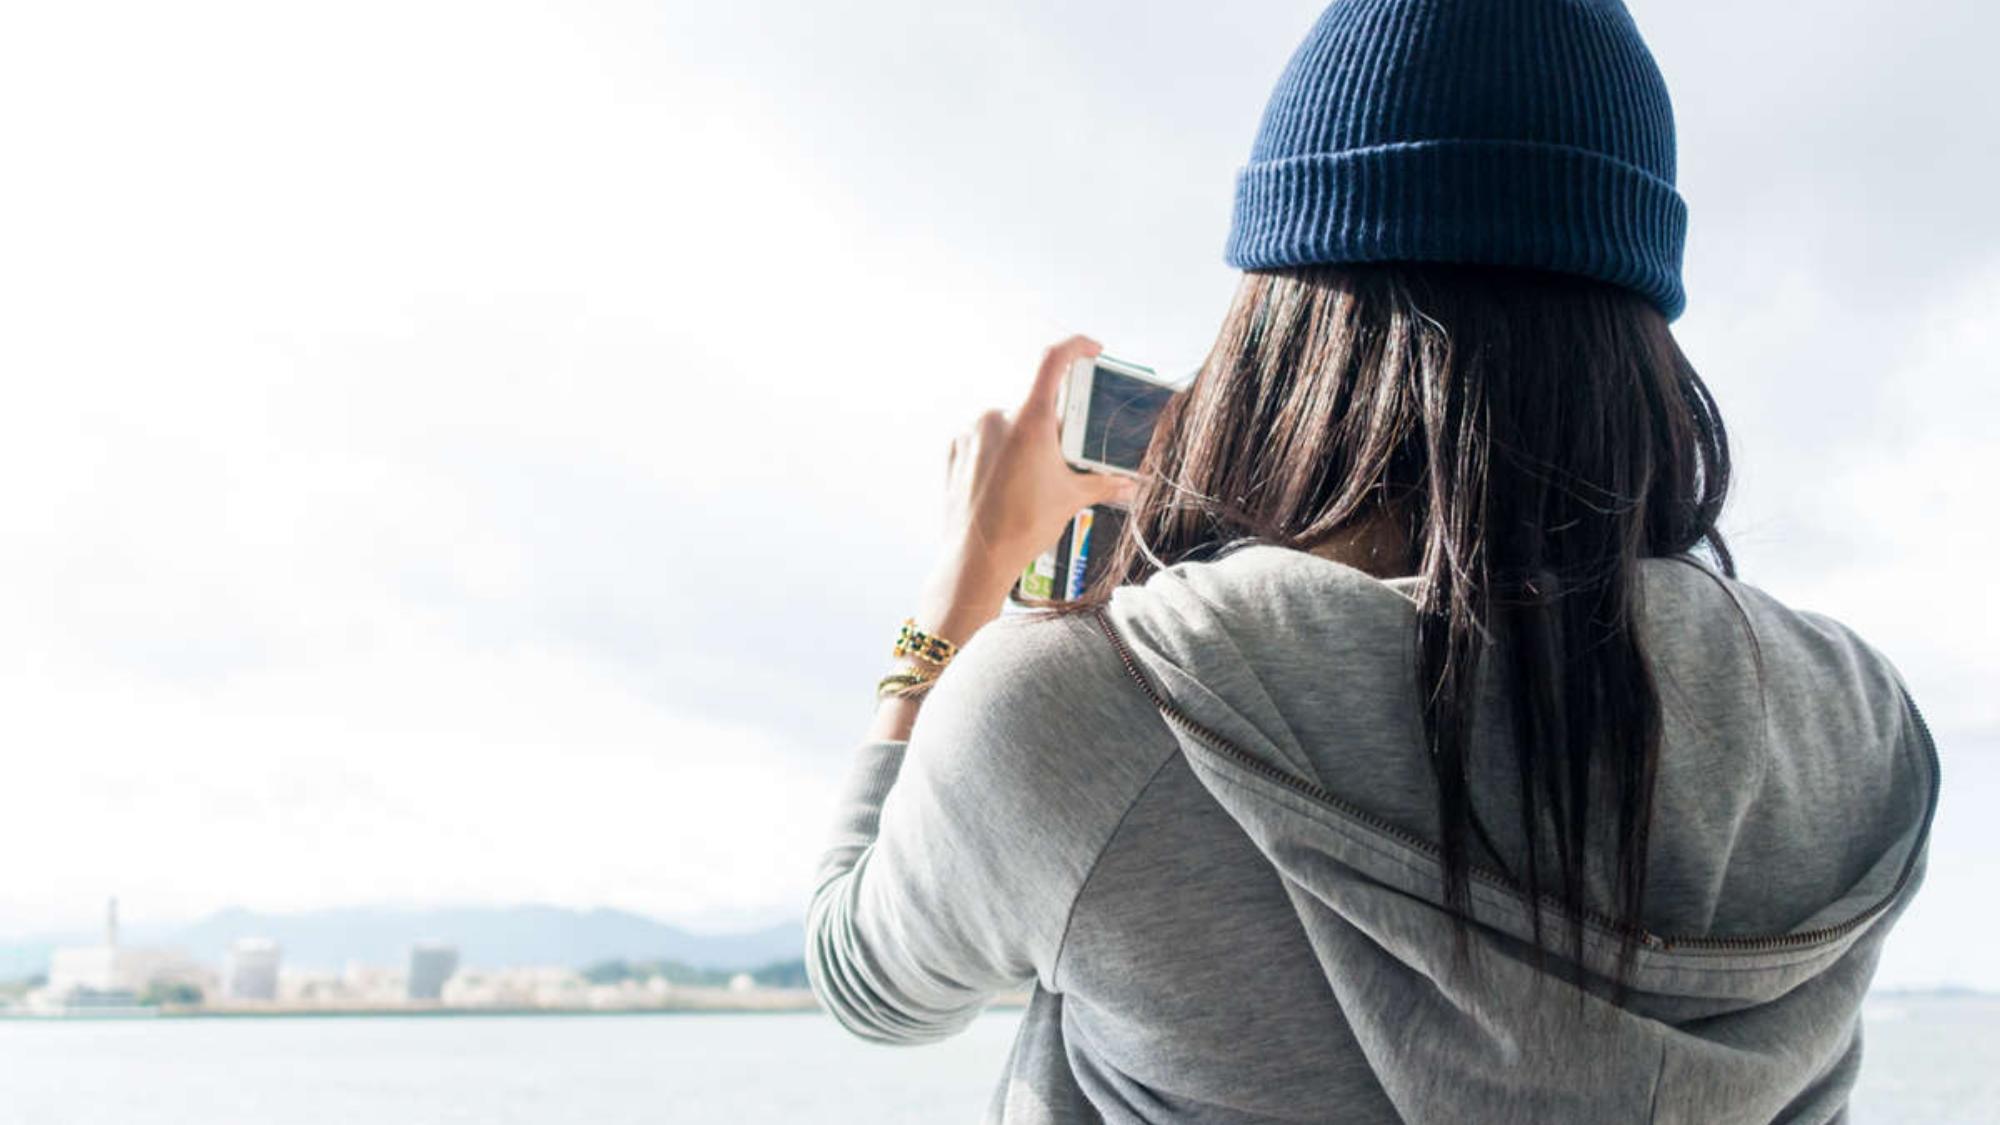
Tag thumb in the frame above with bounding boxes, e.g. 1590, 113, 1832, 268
1085, 471, 1141, 509
1024, 335, 1102, 421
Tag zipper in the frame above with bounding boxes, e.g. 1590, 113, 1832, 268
1091, 608, 1942, 957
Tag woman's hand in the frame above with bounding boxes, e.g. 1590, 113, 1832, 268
917, 336, 1138, 650
869, 336, 1134, 742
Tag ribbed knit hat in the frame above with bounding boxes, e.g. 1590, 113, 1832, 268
1225, 0, 1688, 320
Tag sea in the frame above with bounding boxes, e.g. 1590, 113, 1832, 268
0, 994, 1990, 1123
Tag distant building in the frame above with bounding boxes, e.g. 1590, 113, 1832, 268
341, 962, 405, 1004
277, 968, 344, 1005
44, 945, 139, 1007
223, 939, 281, 1002
35, 898, 204, 1011
406, 943, 459, 1001
442, 966, 586, 1009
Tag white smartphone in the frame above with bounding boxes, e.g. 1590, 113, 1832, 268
1058, 354, 1178, 480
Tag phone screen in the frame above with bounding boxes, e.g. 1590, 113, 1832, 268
1082, 365, 1174, 471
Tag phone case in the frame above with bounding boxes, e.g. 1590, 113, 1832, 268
1012, 504, 1127, 604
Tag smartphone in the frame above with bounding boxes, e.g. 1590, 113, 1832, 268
1058, 354, 1177, 480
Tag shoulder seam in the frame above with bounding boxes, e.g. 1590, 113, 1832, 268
1047, 726, 1183, 991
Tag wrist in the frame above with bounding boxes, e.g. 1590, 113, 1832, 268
916, 549, 1015, 645
870, 549, 1020, 743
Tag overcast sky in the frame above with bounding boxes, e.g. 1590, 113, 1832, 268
0, 0, 1993, 987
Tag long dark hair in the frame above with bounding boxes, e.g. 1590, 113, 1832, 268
1072, 262, 1733, 983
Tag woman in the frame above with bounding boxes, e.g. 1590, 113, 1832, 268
806, 1, 1938, 1122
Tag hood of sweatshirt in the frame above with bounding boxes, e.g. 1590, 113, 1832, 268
1099, 544, 1938, 1125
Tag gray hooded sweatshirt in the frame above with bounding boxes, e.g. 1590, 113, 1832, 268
807, 545, 1938, 1123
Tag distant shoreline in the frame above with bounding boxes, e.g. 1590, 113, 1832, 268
5, 1007, 830, 1022
0, 990, 1979, 1023
0, 989, 1038, 1021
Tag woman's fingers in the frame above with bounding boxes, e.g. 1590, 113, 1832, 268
1022, 335, 1102, 422
930, 337, 1135, 586
1083, 469, 1141, 509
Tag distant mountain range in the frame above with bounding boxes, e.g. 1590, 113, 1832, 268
0, 906, 805, 977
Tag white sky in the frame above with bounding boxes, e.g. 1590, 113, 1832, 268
0, 0, 1993, 987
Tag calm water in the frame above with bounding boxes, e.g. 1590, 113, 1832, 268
0, 996, 1990, 1123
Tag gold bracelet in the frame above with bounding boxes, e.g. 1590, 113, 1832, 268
875, 664, 937, 701
892, 618, 960, 668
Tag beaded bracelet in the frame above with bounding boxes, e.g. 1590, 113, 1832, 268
877, 618, 963, 702
893, 618, 960, 667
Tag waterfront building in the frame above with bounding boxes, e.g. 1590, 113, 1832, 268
223, 939, 281, 1002
277, 969, 344, 1005
441, 966, 587, 1009
341, 962, 405, 1004
34, 898, 204, 1011
406, 943, 459, 1001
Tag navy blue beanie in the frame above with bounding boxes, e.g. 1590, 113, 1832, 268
1225, 0, 1688, 320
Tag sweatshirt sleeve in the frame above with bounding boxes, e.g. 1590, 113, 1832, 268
804, 611, 1178, 1045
